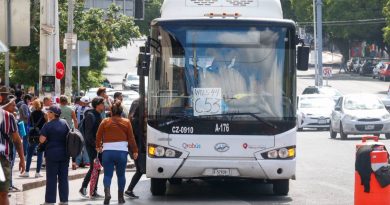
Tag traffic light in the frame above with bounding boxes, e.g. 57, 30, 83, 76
134, 0, 144, 20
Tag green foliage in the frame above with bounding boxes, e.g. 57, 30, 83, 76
7, 0, 140, 91
136, 0, 163, 36
292, 0, 387, 61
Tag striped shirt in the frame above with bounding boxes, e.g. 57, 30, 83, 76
0, 109, 17, 160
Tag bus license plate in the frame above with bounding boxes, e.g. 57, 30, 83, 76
365, 125, 375, 130
213, 169, 231, 176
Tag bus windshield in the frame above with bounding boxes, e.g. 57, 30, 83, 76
147, 21, 296, 134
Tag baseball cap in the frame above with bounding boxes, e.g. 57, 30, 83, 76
48, 105, 61, 116
80, 96, 90, 104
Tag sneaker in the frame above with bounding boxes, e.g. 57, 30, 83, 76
79, 187, 87, 198
91, 192, 104, 199
124, 190, 139, 199
19, 172, 29, 178
35, 173, 42, 178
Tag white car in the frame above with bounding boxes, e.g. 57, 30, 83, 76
330, 94, 390, 140
297, 95, 335, 131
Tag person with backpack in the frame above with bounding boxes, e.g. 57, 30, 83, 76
39, 105, 70, 205
74, 96, 91, 169
17, 94, 32, 156
79, 97, 104, 199
96, 101, 138, 204
20, 99, 46, 178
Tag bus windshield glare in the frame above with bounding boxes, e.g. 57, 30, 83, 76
147, 22, 296, 135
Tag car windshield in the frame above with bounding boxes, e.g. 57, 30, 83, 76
319, 88, 342, 97
299, 98, 334, 109
344, 96, 385, 110
127, 75, 139, 81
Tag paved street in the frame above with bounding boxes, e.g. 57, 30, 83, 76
22, 65, 390, 205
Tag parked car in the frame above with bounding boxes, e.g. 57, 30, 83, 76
302, 86, 342, 103
122, 73, 140, 91
296, 95, 335, 131
372, 61, 387, 79
330, 94, 390, 140
379, 63, 390, 81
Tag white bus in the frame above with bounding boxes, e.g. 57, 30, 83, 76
142, 0, 309, 196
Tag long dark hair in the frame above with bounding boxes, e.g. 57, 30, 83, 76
111, 100, 123, 117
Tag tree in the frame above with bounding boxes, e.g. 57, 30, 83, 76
292, 0, 387, 61
135, 0, 163, 36
5, 0, 140, 92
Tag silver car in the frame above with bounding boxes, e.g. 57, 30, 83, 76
330, 94, 390, 140
297, 95, 335, 131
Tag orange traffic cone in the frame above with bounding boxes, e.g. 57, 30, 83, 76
355, 137, 390, 205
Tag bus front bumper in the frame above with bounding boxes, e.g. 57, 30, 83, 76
146, 157, 296, 180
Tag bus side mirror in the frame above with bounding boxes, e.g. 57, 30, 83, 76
297, 45, 310, 71
137, 46, 150, 76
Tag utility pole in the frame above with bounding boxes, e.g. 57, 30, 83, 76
65, 0, 75, 97
316, 0, 323, 86
39, 0, 60, 97
313, 0, 318, 86
5, 0, 10, 87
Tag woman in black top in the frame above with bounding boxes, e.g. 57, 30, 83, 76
20, 99, 46, 178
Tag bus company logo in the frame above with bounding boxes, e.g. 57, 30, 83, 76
243, 143, 248, 149
214, 143, 230, 152
182, 143, 201, 149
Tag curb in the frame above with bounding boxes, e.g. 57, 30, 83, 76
12, 163, 135, 205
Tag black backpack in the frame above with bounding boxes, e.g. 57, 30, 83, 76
66, 125, 84, 158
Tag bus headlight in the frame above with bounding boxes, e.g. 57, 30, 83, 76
148, 144, 182, 158
261, 146, 295, 159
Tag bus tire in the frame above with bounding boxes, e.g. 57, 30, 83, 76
169, 178, 182, 185
150, 178, 167, 196
273, 179, 289, 196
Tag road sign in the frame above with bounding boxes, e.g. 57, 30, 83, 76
323, 67, 332, 78
0, 0, 30, 46
72, 41, 90, 67
0, 40, 8, 52
56, 61, 65, 79
63, 33, 77, 50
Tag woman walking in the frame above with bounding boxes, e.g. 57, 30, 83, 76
20, 99, 46, 178
39, 105, 70, 205
96, 101, 138, 204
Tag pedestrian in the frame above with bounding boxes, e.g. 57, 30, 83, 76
2, 95, 21, 192
97, 87, 112, 119
59, 95, 78, 129
125, 98, 145, 199
79, 97, 104, 198
39, 105, 70, 205
96, 101, 138, 204
17, 94, 32, 156
0, 87, 26, 205
74, 96, 91, 169
113, 92, 127, 118
20, 99, 46, 178
42, 96, 52, 114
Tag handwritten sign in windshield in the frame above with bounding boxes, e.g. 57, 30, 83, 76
193, 88, 222, 116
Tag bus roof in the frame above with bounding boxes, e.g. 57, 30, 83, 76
160, 0, 283, 20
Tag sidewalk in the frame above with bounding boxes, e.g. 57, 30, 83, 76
9, 156, 135, 205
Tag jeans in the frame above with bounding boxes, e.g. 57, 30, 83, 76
25, 143, 43, 173
102, 150, 127, 192
75, 146, 90, 165
45, 160, 69, 203
81, 146, 101, 192
127, 156, 143, 191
